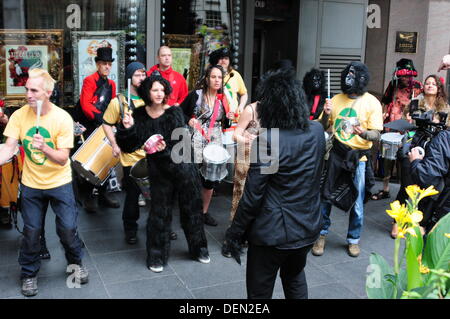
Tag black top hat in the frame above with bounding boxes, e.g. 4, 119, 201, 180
95, 47, 115, 63
209, 47, 231, 66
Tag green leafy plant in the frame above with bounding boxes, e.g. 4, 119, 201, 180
366, 185, 450, 299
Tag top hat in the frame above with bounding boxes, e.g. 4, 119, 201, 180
209, 47, 231, 66
95, 47, 115, 63
395, 58, 417, 77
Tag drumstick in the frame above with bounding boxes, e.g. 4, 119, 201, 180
127, 78, 131, 108
327, 69, 331, 99
36, 100, 42, 134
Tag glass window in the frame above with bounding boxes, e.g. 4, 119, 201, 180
0, 0, 147, 106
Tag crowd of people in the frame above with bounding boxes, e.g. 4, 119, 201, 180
0, 45, 449, 298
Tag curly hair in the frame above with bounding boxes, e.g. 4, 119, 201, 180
421, 74, 448, 112
341, 62, 370, 96
302, 68, 326, 96
256, 67, 309, 130
138, 75, 172, 106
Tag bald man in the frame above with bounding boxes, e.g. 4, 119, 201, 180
147, 46, 188, 106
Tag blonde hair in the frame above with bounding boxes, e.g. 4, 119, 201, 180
28, 68, 56, 92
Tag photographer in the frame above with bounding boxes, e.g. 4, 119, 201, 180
409, 128, 450, 232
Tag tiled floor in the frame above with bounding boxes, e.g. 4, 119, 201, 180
0, 181, 399, 299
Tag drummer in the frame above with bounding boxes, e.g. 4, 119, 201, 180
209, 47, 248, 121
371, 59, 422, 205
102, 62, 147, 245
0, 69, 88, 297
181, 65, 236, 226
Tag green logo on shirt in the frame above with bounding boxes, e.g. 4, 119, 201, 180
23, 127, 54, 165
334, 107, 358, 141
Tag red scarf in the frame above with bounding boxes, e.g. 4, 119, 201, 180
310, 95, 320, 120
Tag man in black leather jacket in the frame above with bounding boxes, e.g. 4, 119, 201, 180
222, 65, 326, 299
409, 129, 450, 231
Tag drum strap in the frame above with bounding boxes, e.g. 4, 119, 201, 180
117, 94, 125, 120
310, 95, 321, 120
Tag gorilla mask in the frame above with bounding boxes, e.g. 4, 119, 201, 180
302, 68, 325, 96
341, 62, 370, 96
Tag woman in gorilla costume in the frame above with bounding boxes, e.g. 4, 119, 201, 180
302, 68, 328, 120
116, 75, 209, 272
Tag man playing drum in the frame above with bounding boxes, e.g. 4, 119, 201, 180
0, 69, 87, 297
78, 47, 120, 211
102, 62, 147, 245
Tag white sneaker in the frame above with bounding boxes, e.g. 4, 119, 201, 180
148, 264, 163, 273
198, 248, 211, 264
138, 194, 146, 207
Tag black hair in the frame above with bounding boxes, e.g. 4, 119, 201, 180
138, 75, 172, 106
256, 67, 309, 130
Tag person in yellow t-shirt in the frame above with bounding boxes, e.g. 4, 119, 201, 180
0, 69, 87, 297
209, 47, 248, 120
102, 62, 147, 244
312, 62, 383, 259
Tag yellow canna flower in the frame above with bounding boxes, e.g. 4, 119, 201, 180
386, 201, 407, 221
445, 233, 450, 239
406, 185, 421, 201
418, 185, 439, 201
397, 227, 406, 239
410, 211, 423, 225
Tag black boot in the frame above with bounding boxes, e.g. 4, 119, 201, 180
203, 213, 218, 226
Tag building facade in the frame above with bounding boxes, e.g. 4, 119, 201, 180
0, 0, 448, 107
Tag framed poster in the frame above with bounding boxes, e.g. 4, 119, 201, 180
72, 31, 125, 102
395, 31, 418, 54
164, 34, 203, 90
0, 29, 63, 106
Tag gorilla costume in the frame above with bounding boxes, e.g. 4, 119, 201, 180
302, 68, 328, 120
116, 76, 208, 270
340, 61, 370, 97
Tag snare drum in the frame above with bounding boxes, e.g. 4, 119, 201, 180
381, 132, 404, 160
201, 144, 230, 182
0, 144, 22, 208
71, 127, 120, 186
222, 130, 236, 183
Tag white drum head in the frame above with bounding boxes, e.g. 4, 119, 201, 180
203, 144, 230, 164
381, 132, 403, 143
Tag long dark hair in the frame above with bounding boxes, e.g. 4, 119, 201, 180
256, 67, 309, 130
138, 75, 172, 106
196, 64, 225, 94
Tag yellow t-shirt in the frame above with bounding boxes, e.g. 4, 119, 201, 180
4, 104, 73, 189
224, 70, 247, 113
103, 94, 146, 167
329, 92, 383, 151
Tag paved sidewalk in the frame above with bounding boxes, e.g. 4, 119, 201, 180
0, 181, 399, 299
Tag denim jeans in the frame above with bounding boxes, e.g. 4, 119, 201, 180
19, 183, 84, 278
320, 161, 366, 244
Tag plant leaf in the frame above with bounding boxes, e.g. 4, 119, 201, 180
406, 239, 423, 290
366, 253, 396, 299
423, 213, 450, 272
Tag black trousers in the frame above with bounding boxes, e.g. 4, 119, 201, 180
246, 244, 312, 299
122, 166, 141, 234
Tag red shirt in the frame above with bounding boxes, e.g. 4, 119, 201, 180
148, 65, 188, 106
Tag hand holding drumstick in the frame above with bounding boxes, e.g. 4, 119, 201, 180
122, 110, 134, 129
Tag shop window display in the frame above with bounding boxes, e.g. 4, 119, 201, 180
0, 0, 146, 107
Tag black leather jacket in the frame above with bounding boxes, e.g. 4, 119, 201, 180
411, 130, 450, 214
229, 121, 326, 248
